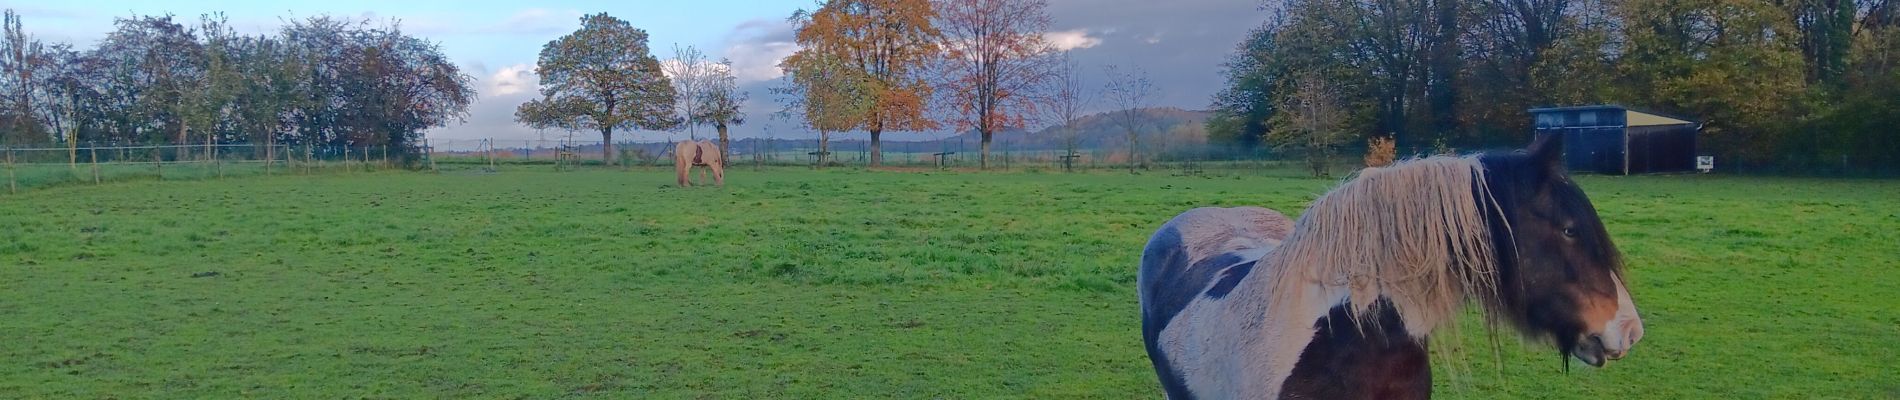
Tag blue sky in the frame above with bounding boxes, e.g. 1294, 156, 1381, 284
2, 0, 1266, 144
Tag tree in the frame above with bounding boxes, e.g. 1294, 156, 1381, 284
664, 44, 711, 140
519, 13, 677, 165
1207, 18, 1284, 151
1277, 74, 1348, 178
778, 47, 870, 168
933, 0, 1058, 169
791, 0, 941, 167
1103, 65, 1154, 172
693, 58, 747, 164
1614, 0, 1806, 164
0, 9, 48, 144
1042, 52, 1089, 172
95, 14, 203, 151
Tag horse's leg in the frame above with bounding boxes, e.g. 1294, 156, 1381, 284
677, 158, 690, 187
712, 161, 725, 186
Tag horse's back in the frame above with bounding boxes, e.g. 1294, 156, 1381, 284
1139, 206, 1293, 398
1140, 207, 1293, 322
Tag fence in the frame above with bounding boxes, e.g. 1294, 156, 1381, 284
422, 137, 1351, 174
0, 143, 420, 194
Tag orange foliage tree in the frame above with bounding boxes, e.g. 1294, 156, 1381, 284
932, 0, 1058, 169
789, 0, 941, 167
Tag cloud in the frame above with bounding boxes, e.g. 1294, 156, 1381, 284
719, 18, 800, 84
486, 64, 537, 97
1044, 29, 1103, 51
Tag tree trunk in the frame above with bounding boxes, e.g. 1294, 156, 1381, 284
1129, 130, 1140, 173
177, 123, 190, 161
869, 129, 883, 167
817, 130, 830, 168
601, 127, 615, 166
716, 123, 730, 167
980, 130, 992, 170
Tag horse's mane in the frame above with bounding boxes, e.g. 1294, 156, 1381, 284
1266, 155, 1503, 338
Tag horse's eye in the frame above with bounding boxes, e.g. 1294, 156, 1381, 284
1562, 228, 1576, 238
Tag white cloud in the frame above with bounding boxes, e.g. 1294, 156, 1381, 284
1044, 29, 1103, 51
720, 19, 800, 84
486, 64, 537, 97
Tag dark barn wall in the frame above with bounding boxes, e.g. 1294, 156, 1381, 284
1532, 106, 1699, 175
1627, 124, 1698, 173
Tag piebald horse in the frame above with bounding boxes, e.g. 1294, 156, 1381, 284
674, 140, 725, 187
1139, 136, 1643, 399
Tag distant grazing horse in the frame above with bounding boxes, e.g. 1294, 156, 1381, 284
1139, 136, 1644, 399
674, 140, 724, 187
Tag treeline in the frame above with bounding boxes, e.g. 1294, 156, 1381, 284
0, 10, 474, 160
1210, 0, 1900, 172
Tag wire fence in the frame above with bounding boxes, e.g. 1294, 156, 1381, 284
422, 137, 1342, 174
0, 143, 420, 194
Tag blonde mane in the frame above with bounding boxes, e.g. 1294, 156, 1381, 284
1266, 155, 1503, 337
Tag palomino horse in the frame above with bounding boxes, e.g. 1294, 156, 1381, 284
1139, 136, 1643, 399
674, 140, 724, 187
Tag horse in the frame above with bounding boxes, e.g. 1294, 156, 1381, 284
1138, 136, 1643, 399
674, 140, 724, 187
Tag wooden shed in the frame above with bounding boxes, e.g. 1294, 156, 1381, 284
1531, 105, 1700, 175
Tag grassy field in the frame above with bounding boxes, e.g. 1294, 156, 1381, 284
1, 167, 1895, 398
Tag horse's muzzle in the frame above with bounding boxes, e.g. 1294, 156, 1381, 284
1573, 314, 1644, 367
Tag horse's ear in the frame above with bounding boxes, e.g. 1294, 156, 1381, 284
1528, 134, 1563, 169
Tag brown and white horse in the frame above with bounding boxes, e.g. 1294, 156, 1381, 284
1138, 136, 1643, 399
674, 140, 724, 187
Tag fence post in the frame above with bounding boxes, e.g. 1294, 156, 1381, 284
215, 144, 224, 179
5, 147, 16, 194
90, 148, 100, 184
154, 147, 163, 181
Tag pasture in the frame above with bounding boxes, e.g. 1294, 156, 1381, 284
1, 167, 1895, 398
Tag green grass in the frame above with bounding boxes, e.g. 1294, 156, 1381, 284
1, 168, 1895, 398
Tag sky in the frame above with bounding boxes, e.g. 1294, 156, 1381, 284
2, 0, 1267, 144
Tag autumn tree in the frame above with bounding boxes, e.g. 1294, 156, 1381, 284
933, 0, 1058, 169
788, 0, 940, 167
692, 58, 746, 163
777, 48, 870, 168
1103, 65, 1155, 172
519, 13, 677, 165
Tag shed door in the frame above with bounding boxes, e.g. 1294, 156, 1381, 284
1560, 127, 1625, 174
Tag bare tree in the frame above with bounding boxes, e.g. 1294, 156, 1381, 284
1103, 64, 1154, 173
933, 0, 1058, 169
692, 58, 746, 164
665, 44, 711, 140
1042, 52, 1089, 172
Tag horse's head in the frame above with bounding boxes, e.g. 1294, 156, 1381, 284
1481, 135, 1644, 368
